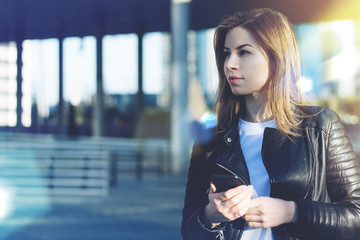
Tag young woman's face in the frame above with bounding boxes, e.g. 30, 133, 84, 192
223, 26, 269, 97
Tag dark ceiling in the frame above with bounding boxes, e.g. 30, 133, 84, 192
0, 0, 357, 42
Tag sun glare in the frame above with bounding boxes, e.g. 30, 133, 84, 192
0, 185, 13, 220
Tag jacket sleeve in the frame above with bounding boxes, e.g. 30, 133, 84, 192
181, 143, 222, 240
294, 110, 360, 239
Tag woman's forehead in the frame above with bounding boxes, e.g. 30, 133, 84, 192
224, 26, 262, 50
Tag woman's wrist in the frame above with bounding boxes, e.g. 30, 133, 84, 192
203, 204, 221, 228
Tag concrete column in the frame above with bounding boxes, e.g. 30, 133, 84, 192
16, 40, 23, 131
170, 0, 191, 173
58, 37, 65, 136
137, 32, 144, 113
94, 34, 104, 137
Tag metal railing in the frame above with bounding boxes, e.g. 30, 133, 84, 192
0, 133, 171, 202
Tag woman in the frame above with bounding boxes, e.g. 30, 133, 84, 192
181, 8, 360, 240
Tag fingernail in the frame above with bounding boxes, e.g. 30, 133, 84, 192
210, 183, 216, 192
249, 185, 258, 198
240, 186, 247, 191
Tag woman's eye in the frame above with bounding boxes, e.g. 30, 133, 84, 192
239, 50, 250, 56
223, 51, 231, 57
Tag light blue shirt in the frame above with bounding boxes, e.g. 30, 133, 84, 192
238, 119, 277, 240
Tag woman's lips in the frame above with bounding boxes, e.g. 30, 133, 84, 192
229, 76, 244, 84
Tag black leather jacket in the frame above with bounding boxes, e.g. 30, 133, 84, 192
182, 106, 360, 240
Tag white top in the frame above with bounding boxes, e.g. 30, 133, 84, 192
238, 119, 277, 240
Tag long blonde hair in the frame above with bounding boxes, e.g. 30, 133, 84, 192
214, 8, 307, 137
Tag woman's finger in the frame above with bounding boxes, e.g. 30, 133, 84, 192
243, 212, 261, 222
244, 206, 259, 215
230, 195, 252, 218
220, 186, 252, 208
246, 221, 265, 228
246, 196, 263, 209
210, 183, 216, 192
218, 185, 251, 201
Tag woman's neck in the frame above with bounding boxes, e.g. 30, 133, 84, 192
243, 93, 272, 123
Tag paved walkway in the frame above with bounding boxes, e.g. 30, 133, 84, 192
0, 174, 187, 240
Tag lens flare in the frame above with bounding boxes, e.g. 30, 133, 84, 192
0, 185, 13, 220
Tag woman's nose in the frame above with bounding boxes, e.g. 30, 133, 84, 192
225, 54, 239, 71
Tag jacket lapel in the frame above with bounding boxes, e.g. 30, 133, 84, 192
215, 124, 251, 185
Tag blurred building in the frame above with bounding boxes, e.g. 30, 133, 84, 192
0, 2, 359, 239
0, 42, 19, 128
0, 0, 359, 159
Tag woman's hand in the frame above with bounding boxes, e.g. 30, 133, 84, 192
243, 197, 297, 228
204, 183, 253, 228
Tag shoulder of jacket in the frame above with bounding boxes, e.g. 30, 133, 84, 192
193, 127, 222, 152
300, 105, 338, 131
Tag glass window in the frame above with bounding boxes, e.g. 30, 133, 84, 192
143, 32, 166, 94
103, 34, 138, 94
0, 42, 18, 127
22, 39, 59, 127
63, 36, 96, 105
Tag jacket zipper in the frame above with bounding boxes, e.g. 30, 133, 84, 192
216, 162, 248, 185
214, 163, 247, 239
304, 126, 316, 199
216, 229, 225, 240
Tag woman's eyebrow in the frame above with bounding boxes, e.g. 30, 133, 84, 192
224, 43, 254, 50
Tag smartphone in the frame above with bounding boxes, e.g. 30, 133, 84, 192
211, 174, 243, 192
